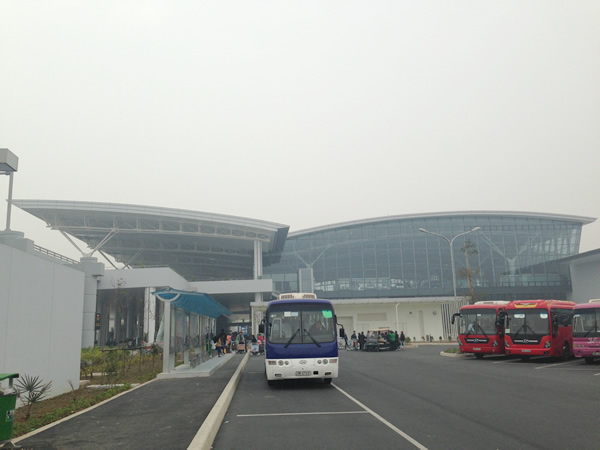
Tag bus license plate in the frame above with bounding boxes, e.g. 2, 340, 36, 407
473, 348, 481, 351
593, 352, 600, 356
521, 349, 531, 353
295, 371, 311, 376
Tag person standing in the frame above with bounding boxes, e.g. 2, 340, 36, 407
400, 331, 406, 349
358, 331, 366, 351
343, 330, 351, 350
389, 330, 397, 350
216, 335, 225, 357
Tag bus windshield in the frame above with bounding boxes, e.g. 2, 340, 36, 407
506, 309, 550, 337
573, 309, 600, 338
459, 309, 499, 336
268, 303, 336, 345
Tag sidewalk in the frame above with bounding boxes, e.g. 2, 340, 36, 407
13, 352, 246, 450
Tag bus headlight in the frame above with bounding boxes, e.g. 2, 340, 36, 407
492, 341, 498, 347
505, 342, 510, 348
544, 341, 551, 349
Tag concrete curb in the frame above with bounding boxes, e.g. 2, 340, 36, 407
440, 350, 468, 358
187, 351, 250, 450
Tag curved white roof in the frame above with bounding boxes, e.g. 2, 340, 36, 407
289, 210, 596, 237
13, 199, 289, 281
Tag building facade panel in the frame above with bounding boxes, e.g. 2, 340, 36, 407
264, 213, 586, 301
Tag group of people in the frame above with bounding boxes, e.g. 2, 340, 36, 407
210, 329, 264, 357
343, 329, 406, 351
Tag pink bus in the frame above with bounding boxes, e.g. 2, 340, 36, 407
572, 299, 600, 364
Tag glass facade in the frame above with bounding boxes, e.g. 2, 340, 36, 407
263, 214, 583, 301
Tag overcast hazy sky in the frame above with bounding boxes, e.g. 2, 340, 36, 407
1, 1, 599, 261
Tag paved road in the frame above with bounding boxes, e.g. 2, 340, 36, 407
214, 346, 600, 450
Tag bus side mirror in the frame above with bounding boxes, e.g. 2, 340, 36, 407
451, 313, 460, 325
259, 323, 265, 334
339, 328, 345, 338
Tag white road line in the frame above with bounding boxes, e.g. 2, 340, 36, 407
332, 383, 428, 450
535, 360, 579, 369
237, 411, 369, 417
594, 373, 600, 376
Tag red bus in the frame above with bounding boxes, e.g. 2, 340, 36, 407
503, 300, 575, 360
451, 301, 509, 359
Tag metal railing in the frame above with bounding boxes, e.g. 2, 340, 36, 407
34, 244, 79, 265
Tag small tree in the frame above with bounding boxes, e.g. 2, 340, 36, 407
16, 374, 53, 420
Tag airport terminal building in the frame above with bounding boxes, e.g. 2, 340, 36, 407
8, 201, 597, 344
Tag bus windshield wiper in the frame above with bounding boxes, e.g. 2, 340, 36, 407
512, 324, 525, 338
285, 329, 300, 348
476, 323, 488, 338
304, 329, 321, 347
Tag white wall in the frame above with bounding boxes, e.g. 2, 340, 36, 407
0, 242, 84, 399
98, 267, 188, 290
331, 299, 451, 342
568, 258, 600, 303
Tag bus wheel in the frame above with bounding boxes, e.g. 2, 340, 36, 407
585, 357, 594, 364
561, 343, 571, 361
474, 353, 484, 360
324, 378, 332, 385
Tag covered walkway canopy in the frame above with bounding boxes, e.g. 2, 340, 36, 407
153, 289, 231, 375
153, 288, 231, 318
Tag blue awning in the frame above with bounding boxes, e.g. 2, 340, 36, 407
153, 289, 231, 318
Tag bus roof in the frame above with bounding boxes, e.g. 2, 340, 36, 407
461, 302, 507, 310
506, 299, 576, 309
267, 298, 333, 307
277, 293, 317, 300
574, 300, 600, 310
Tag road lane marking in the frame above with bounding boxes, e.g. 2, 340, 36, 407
535, 360, 580, 369
237, 411, 369, 417
332, 383, 428, 450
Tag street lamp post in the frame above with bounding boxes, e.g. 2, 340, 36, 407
0, 149, 19, 231
418, 226, 480, 302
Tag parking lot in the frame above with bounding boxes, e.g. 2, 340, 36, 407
213, 346, 600, 450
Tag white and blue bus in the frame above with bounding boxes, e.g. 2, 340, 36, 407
261, 293, 340, 385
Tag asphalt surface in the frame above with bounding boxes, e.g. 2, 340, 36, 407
13, 353, 243, 450
214, 346, 600, 450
